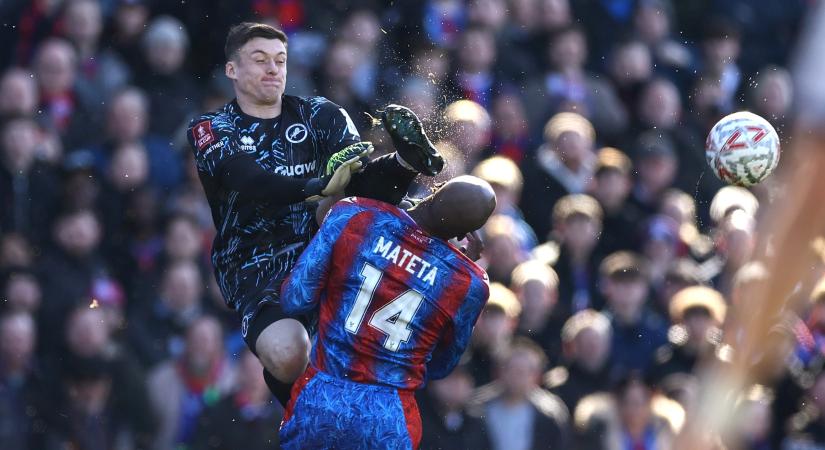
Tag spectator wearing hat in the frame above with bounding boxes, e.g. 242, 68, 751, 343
627, 130, 679, 220
535, 194, 604, 315
589, 146, 643, 255
600, 251, 669, 379
651, 286, 727, 386
473, 156, 537, 250
469, 337, 570, 450
467, 283, 522, 386
544, 309, 613, 412
520, 112, 596, 241
511, 260, 565, 363
418, 361, 492, 450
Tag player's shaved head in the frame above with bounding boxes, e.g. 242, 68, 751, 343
410, 175, 496, 240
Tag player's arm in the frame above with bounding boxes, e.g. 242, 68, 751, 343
281, 201, 363, 314
312, 97, 362, 155
427, 274, 490, 380
187, 117, 369, 203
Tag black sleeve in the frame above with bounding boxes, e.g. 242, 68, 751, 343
219, 154, 325, 204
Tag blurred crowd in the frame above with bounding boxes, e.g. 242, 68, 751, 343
0, 0, 819, 449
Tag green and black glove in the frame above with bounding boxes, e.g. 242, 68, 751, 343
305, 141, 374, 201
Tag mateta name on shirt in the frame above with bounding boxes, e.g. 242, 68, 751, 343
372, 236, 439, 286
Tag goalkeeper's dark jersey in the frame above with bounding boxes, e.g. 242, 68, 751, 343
187, 95, 361, 312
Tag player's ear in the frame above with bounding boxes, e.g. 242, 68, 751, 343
225, 61, 237, 81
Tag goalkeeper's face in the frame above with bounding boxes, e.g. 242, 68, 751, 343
227, 37, 287, 105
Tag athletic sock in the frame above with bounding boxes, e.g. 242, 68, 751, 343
263, 368, 294, 408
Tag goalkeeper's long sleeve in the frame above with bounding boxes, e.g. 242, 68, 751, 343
219, 154, 324, 204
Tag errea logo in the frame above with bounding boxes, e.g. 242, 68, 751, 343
240, 135, 256, 152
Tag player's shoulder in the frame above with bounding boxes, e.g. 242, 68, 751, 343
333, 197, 406, 219
188, 102, 238, 138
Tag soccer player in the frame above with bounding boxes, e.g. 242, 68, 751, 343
279, 176, 496, 449
187, 22, 444, 406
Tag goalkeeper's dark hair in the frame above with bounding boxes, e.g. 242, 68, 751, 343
225, 22, 288, 61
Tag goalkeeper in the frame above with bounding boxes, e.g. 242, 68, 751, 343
187, 22, 444, 407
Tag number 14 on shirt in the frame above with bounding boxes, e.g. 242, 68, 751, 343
344, 263, 425, 352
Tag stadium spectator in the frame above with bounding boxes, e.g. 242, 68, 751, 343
511, 260, 564, 361
192, 349, 281, 450
0, 311, 50, 449
520, 112, 597, 241
128, 259, 205, 368
537, 194, 603, 314
470, 337, 570, 450
631, 0, 694, 89
0, 117, 61, 244
488, 93, 532, 163
472, 155, 537, 250
698, 19, 743, 115
0, 67, 39, 119
615, 374, 677, 449
627, 131, 679, 218
590, 146, 641, 255
105, 0, 152, 74
445, 26, 500, 109
147, 315, 236, 450
523, 24, 628, 140
91, 87, 184, 192
544, 309, 613, 412
748, 65, 794, 136
32, 38, 100, 149
61, 0, 130, 103
651, 286, 727, 385
316, 39, 374, 133
482, 215, 530, 284
467, 283, 522, 386
54, 303, 157, 447
1, 268, 42, 314
418, 363, 492, 450
138, 16, 199, 137
599, 251, 669, 378
38, 209, 114, 351
442, 99, 493, 168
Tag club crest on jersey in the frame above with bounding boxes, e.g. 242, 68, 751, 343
240, 135, 256, 152
286, 123, 308, 143
193, 120, 215, 150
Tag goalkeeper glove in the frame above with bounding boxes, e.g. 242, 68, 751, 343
304, 141, 373, 201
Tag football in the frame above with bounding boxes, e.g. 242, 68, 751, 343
705, 111, 780, 186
